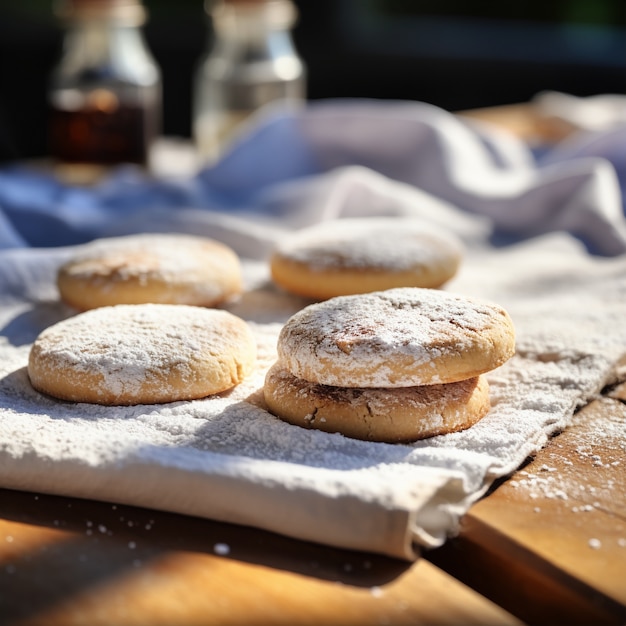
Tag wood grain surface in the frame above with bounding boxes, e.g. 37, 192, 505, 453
428, 375, 626, 625
0, 487, 520, 626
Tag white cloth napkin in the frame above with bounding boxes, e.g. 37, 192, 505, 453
1, 231, 625, 560
1, 97, 626, 560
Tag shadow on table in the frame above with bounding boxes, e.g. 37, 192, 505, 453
0, 487, 411, 622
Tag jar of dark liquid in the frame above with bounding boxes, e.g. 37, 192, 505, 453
48, 0, 161, 169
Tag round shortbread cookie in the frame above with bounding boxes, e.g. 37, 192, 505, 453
277, 287, 515, 388
270, 217, 463, 300
264, 364, 490, 443
57, 233, 243, 311
28, 304, 257, 406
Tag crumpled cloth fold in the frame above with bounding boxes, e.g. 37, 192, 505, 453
1, 96, 625, 256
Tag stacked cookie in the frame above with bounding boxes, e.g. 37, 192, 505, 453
270, 217, 463, 300
264, 288, 515, 443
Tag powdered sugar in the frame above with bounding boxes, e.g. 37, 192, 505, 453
58, 233, 242, 307
277, 288, 513, 387
0, 233, 625, 559
62, 233, 235, 282
273, 217, 463, 271
28, 304, 256, 404
508, 394, 625, 508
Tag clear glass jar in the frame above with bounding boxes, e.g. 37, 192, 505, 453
193, 0, 306, 164
48, 0, 161, 169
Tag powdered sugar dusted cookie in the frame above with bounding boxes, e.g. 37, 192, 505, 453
28, 304, 257, 405
270, 217, 463, 300
57, 233, 243, 311
276, 288, 515, 388
264, 363, 490, 443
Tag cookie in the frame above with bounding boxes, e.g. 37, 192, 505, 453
276, 288, 515, 388
57, 233, 243, 311
28, 304, 257, 405
264, 363, 490, 443
269, 217, 463, 300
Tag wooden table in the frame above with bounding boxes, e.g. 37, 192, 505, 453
428, 369, 626, 625
0, 489, 520, 626
2, 105, 625, 625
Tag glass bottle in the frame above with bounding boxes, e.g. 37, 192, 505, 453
48, 0, 161, 170
193, 0, 306, 164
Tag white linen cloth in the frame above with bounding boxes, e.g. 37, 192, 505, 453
0, 97, 625, 560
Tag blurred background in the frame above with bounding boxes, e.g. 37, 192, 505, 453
1, 0, 624, 162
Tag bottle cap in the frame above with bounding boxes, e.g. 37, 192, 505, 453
207, 0, 297, 28
54, 0, 147, 25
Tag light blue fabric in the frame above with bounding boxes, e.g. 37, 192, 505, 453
1, 99, 625, 256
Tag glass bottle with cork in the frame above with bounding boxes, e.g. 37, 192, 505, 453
48, 0, 161, 176
193, 0, 306, 164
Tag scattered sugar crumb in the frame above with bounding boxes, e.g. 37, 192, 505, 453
588, 538, 602, 549
370, 586, 383, 598
539, 464, 557, 472
514, 472, 571, 500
